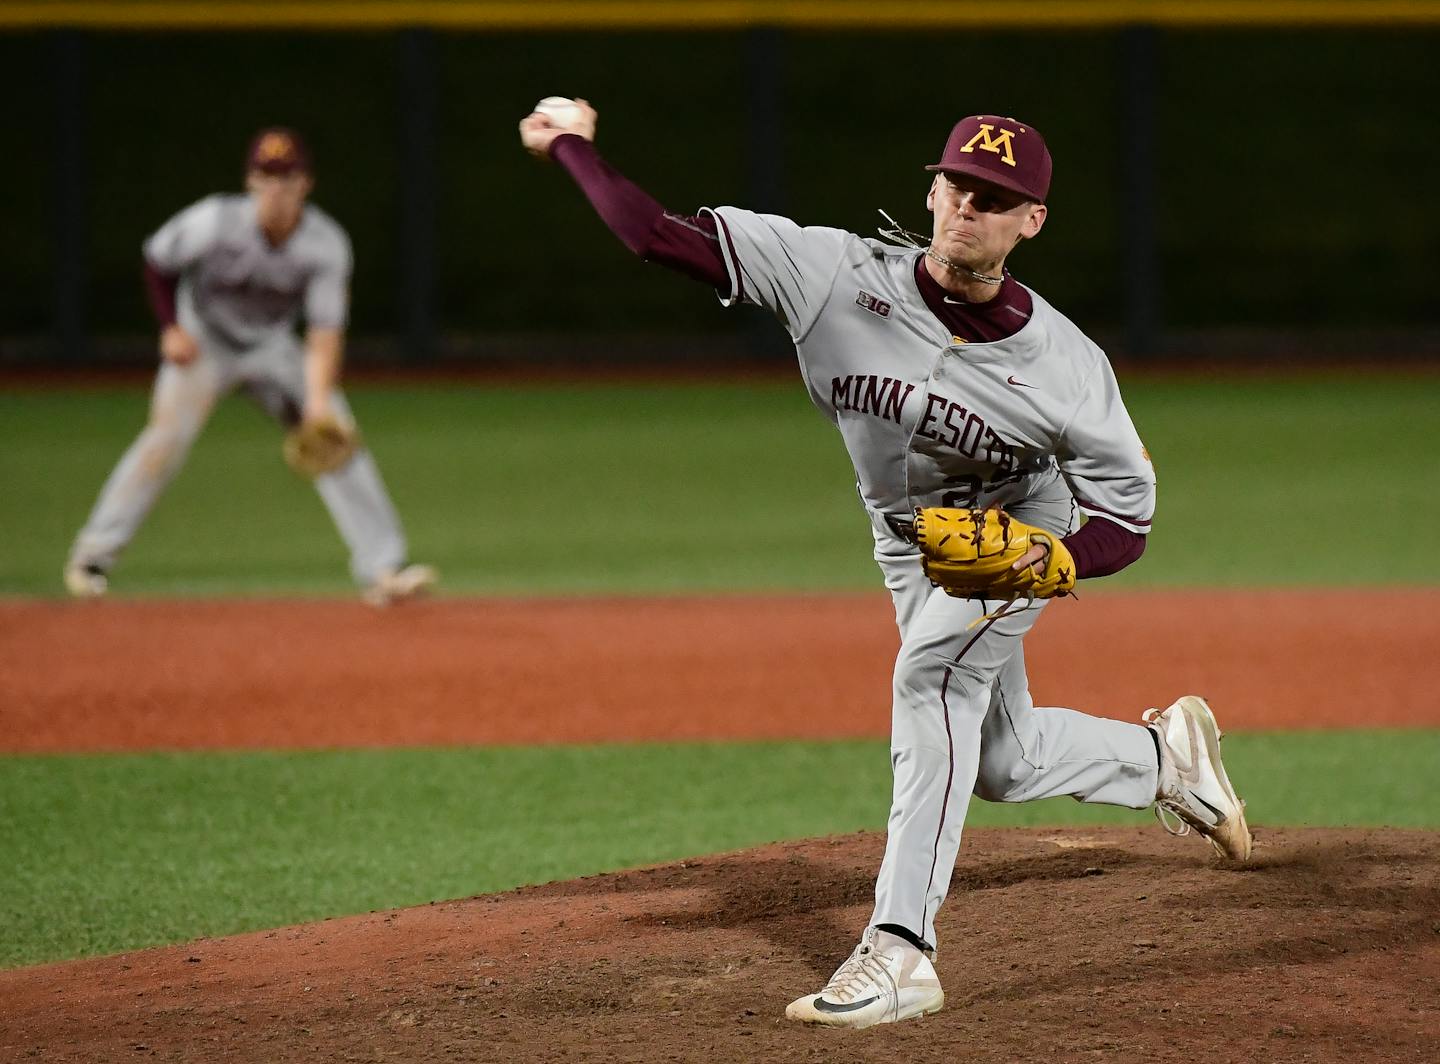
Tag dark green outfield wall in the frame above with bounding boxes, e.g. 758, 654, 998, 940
3, 27, 1437, 344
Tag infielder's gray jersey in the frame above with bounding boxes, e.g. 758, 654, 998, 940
73, 194, 404, 590
703, 208, 1156, 538
143, 194, 352, 351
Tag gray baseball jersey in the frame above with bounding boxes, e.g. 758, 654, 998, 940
703, 208, 1155, 536
143, 193, 351, 351
69, 194, 407, 590
702, 206, 1160, 950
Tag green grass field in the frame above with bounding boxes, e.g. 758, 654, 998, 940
2, 372, 1438, 969
3, 372, 1438, 595
3, 732, 1438, 970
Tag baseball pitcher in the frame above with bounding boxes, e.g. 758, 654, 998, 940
520, 101, 1251, 1029
64, 128, 435, 605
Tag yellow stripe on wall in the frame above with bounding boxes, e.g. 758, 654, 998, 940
4, 1, 1440, 31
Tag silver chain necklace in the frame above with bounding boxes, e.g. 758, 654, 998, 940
876, 209, 1004, 286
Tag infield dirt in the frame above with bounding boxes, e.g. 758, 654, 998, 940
2, 591, 1438, 1061
4, 589, 1438, 751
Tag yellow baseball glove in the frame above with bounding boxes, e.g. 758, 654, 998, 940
283, 416, 358, 478
913, 506, 1076, 600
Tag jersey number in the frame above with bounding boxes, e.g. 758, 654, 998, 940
940, 469, 1028, 508
940, 474, 983, 509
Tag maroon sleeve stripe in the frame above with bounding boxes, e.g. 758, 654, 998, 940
1073, 496, 1152, 528
644, 212, 729, 289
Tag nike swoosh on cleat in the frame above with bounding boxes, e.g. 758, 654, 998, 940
813, 994, 881, 1014
1192, 793, 1229, 822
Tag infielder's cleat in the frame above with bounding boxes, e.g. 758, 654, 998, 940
64, 563, 109, 600
363, 562, 438, 607
785, 927, 944, 1029
1145, 696, 1253, 862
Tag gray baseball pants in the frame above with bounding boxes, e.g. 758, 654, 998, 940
866, 516, 1159, 950
68, 335, 408, 586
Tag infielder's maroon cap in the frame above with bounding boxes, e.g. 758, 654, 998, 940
925, 115, 1051, 204
245, 127, 312, 176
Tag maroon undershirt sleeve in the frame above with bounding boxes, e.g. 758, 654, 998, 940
549, 134, 728, 289
1062, 515, 1147, 579
142, 259, 179, 327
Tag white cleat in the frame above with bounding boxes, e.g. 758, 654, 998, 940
1145, 695, 1253, 862
785, 927, 944, 1029
64, 563, 108, 599
362, 563, 438, 607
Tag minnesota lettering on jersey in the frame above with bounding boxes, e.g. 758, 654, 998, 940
830, 375, 1021, 485
831, 374, 915, 423
209, 277, 299, 322
916, 392, 1019, 479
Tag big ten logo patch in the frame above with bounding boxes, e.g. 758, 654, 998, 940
960, 123, 1022, 167
855, 290, 892, 318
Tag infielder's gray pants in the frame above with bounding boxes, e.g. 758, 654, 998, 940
69, 338, 407, 586
867, 520, 1158, 950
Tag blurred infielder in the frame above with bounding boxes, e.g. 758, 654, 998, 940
64, 128, 435, 605
521, 101, 1252, 1028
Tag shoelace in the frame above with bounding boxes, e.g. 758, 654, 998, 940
1143, 707, 1190, 838
1155, 785, 1248, 858
1152, 802, 1192, 838
823, 943, 897, 1004
1156, 801, 1240, 859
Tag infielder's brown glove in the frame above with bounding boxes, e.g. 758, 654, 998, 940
913, 507, 1076, 601
282, 416, 358, 478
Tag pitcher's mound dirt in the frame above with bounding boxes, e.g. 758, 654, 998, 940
3, 827, 1436, 1063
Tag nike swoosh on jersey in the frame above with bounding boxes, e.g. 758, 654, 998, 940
1006, 375, 1037, 389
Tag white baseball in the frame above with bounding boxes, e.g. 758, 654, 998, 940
534, 96, 584, 129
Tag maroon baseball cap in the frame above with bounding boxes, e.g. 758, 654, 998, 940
245, 127, 312, 176
925, 115, 1051, 204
